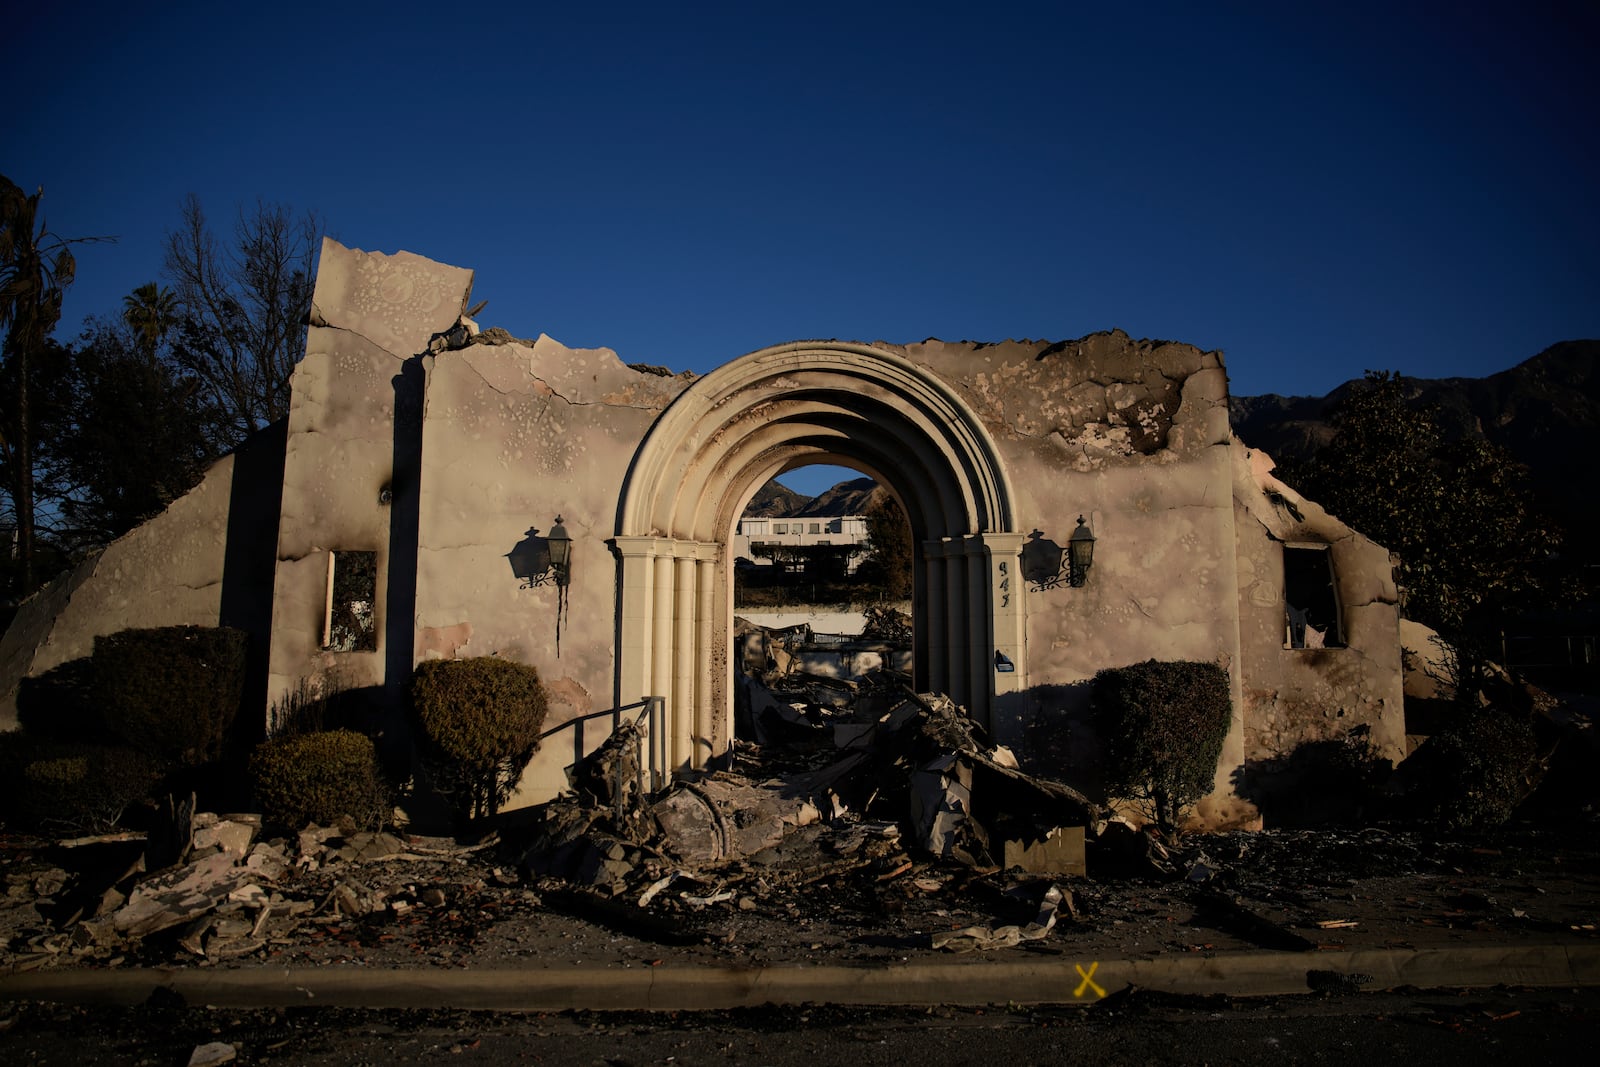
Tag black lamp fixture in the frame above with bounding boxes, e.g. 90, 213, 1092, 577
506, 516, 573, 589
546, 515, 572, 588
1066, 515, 1096, 587
1020, 516, 1096, 591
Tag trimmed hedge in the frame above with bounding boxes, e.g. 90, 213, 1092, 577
0, 732, 162, 833
410, 657, 548, 822
249, 729, 389, 831
94, 626, 247, 767
1406, 707, 1537, 831
15, 656, 101, 741
1092, 659, 1233, 837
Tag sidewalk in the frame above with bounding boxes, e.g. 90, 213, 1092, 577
3, 940, 1598, 1012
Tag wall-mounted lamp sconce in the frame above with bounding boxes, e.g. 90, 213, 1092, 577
505, 516, 574, 657
506, 516, 573, 589
546, 515, 572, 587
1021, 516, 1096, 591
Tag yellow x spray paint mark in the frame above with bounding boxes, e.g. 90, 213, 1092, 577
1074, 961, 1105, 999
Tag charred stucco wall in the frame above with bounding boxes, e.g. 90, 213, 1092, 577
413, 334, 687, 805
266, 243, 474, 710
1232, 446, 1406, 794
0, 241, 1407, 832
268, 240, 692, 802
895, 332, 1256, 826
0, 453, 241, 728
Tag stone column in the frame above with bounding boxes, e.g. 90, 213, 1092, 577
979, 532, 1028, 730
694, 549, 717, 768
922, 541, 948, 694
964, 536, 991, 726
673, 554, 698, 772
943, 540, 968, 708
651, 554, 676, 769
612, 537, 660, 707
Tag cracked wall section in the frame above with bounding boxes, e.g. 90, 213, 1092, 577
267, 239, 473, 715
0, 451, 241, 727
415, 330, 692, 808
894, 333, 1249, 828
897, 330, 1229, 465
1231, 440, 1406, 793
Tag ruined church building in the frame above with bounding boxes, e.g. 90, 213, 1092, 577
0, 241, 1405, 828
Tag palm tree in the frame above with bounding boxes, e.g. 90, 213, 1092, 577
0, 176, 107, 594
122, 282, 179, 357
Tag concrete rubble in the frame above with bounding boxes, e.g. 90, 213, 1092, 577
7, 669, 1099, 966
0, 810, 507, 972
517, 678, 1097, 953
0, 664, 1109, 969
3, 792, 1598, 979
5, 613, 1594, 974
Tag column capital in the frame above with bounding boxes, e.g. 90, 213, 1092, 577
978, 530, 1028, 555
611, 535, 668, 559
612, 536, 721, 561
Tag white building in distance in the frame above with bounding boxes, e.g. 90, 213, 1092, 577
734, 515, 870, 573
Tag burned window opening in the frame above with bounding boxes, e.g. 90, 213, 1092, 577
1283, 544, 1343, 649
325, 550, 378, 652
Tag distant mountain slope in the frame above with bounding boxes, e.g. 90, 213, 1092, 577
743, 481, 812, 517
798, 477, 881, 517
741, 476, 886, 518
1231, 338, 1600, 534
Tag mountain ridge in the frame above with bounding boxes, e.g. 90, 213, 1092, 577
1231, 338, 1600, 535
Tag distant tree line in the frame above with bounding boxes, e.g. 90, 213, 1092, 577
0, 176, 320, 608
1277, 370, 1575, 700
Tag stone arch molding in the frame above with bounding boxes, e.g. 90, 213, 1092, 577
614, 341, 1028, 772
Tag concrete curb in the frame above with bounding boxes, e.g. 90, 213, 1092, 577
3, 944, 1597, 1011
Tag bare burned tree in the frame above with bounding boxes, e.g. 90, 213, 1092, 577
1, 177, 111, 594
163, 195, 321, 444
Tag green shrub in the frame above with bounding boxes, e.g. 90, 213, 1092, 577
0, 733, 162, 834
250, 729, 388, 831
16, 656, 102, 741
1405, 707, 1537, 832
410, 657, 548, 822
94, 626, 248, 767
1091, 659, 1233, 838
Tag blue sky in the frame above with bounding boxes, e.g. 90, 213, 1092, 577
7, 3, 1596, 495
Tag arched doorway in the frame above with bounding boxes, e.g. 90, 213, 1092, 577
615, 342, 1024, 773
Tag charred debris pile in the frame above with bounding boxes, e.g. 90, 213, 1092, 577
12, 615, 1594, 970
536, 607, 1102, 931
0, 685, 1105, 970
518, 613, 1100, 951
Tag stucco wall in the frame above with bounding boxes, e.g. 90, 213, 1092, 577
891, 334, 1254, 823
0, 451, 241, 728
412, 334, 688, 804
266, 241, 474, 716
0, 241, 1408, 833
1232, 443, 1406, 824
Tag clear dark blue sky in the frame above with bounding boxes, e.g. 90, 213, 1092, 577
8, 1, 1597, 488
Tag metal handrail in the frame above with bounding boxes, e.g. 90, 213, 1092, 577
535, 695, 668, 796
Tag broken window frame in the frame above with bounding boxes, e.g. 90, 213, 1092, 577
1282, 542, 1344, 650
324, 550, 379, 652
